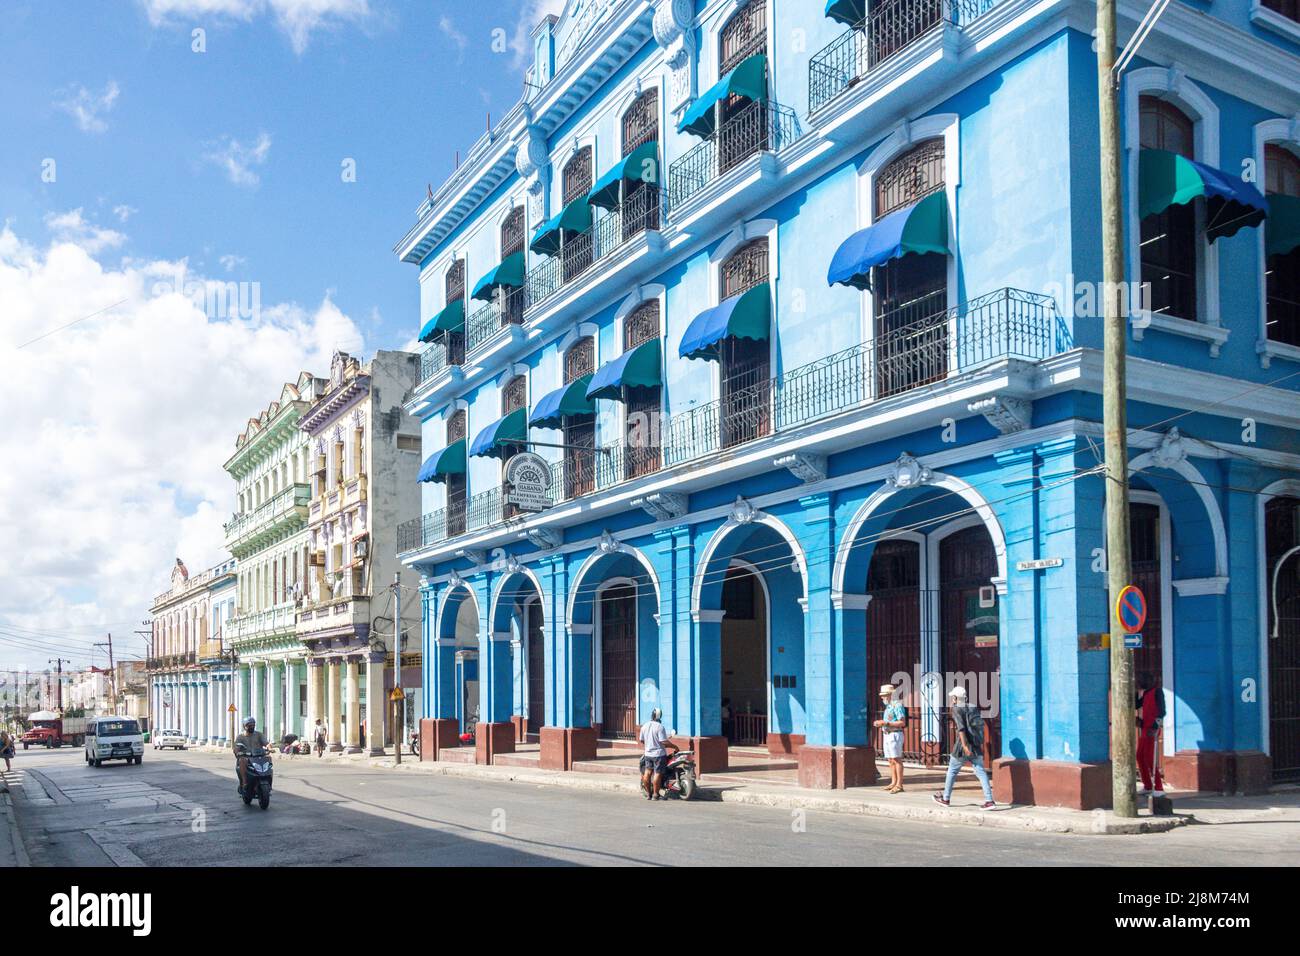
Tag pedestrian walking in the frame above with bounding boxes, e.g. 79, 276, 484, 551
1135, 671, 1165, 797
873, 684, 907, 793
313, 717, 327, 757
0, 729, 15, 773
932, 686, 996, 810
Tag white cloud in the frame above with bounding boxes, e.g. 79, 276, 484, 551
44, 208, 127, 255
140, 0, 372, 54
203, 132, 272, 187
219, 253, 247, 271
510, 0, 566, 69
112, 204, 138, 223
0, 219, 365, 670
439, 14, 468, 56
54, 80, 120, 133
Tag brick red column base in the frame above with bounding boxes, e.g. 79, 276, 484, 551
474, 721, 516, 765
509, 715, 527, 743
797, 745, 876, 789
1164, 750, 1271, 795
539, 726, 598, 770
767, 733, 805, 756
670, 735, 728, 774
419, 718, 461, 762
992, 758, 1112, 809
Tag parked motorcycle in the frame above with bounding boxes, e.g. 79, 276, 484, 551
236, 748, 274, 810
409, 731, 420, 756
661, 750, 698, 800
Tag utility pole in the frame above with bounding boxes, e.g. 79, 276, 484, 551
48, 658, 71, 714
1098, 0, 1136, 818
390, 572, 404, 766
94, 634, 117, 715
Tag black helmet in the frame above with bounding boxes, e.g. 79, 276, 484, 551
243, 717, 256, 730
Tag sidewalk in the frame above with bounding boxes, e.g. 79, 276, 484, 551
1, 773, 32, 868
359, 751, 1218, 835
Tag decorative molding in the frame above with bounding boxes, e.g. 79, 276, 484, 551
728, 495, 759, 524
597, 529, 620, 554
692, 608, 726, 624
1150, 427, 1189, 471
1131, 312, 1230, 357
834, 593, 873, 611
519, 528, 560, 551
968, 396, 1031, 435
568, 622, 595, 636
1258, 338, 1300, 369
1172, 576, 1230, 597
653, 0, 697, 117
774, 452, 827, 483
884, 453, 933, 490
631, 491, 687, 520
454, 548, 486, 566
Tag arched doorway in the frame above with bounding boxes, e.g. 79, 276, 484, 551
597, 582, 639, 738
525, 596, 545, 738
452, 595, 479, 735
1266, 494, 1300, 780
938, 523, 1001, 760
721, 563, 768, 746
1129, 500, 1167, 690
866, 537, 925, 760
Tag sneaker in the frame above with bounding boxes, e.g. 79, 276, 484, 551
931, 794, 950, 807
980, 801, 996, 811
1152, 790, 1165, 798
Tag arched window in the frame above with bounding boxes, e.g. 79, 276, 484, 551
720, 0, 766, 73
623, 302, 662, 478
500, 209, 526, 326
1265, 144, 1300, 347
561, 148, 594, 282
622, 89, 661, 235
500, 376, 529, 517
872, 138, 949, 398
719, 239, 771, 448
446, 409, 467, 536
1139, 97, 1198, 321
444, 258, 466, 365
718, 0, 769, 174
563, 339, 596, 499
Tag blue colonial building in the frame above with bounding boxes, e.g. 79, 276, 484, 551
396, 0, 1300, 807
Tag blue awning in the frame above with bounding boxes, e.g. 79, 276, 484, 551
529, 199, 592, 256
529, 376, 595, 428
588, 141, 660, 210
1138, 149, 1270, 242
677, 54, 768, 138
418, 299, 465, 343
678, 283, 772, 361
586, 339, 663, 401
471, 251, 526, 301
826, 191, 950, 290
825, 0, 866, 25
469, 408, 528, 459
417, 440, 466, 483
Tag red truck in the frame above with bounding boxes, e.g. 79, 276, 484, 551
20, 711, 87, 749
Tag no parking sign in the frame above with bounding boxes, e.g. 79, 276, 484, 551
1115, 584, 1147, 635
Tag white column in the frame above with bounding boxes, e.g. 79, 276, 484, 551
365, 652, 385, 755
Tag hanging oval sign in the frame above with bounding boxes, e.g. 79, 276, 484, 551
504, 452, 552, 512
1115, 584, 1147, 634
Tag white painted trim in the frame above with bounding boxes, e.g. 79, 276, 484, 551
611, 283, 668, 449
1129, 488, 1177, 757
690, 510, 809, 618
486, 563, 547, 635
726, 557, 772, 732
1170, 576, 1230, 596
1253, 117, 1300, 359
592, 575, 640, 726
832, 467, 1008, 603
707, 217, 779, 405
1251, 2, 1300, 46
1256, 479, 1300, 759
1122, 67, 1221, 334
565, 540, 663, 625
693, 608, 727, 624
1128, 448, 1229, 578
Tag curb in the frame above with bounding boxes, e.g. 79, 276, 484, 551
365, 757, 1187, 835
1, 790, 32, 868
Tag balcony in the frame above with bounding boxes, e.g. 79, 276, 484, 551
399, 288, 1068, 555
668, 100, 799, 214
224, 483, 310, 555
309, 474, 367, 523
226, 602, 298, 645
808, 0, 999, 135
198, 639, 224, 662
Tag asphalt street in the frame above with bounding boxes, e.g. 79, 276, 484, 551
6, 746, 1299, 866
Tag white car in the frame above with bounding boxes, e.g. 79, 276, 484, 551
153, 728, 187, 750
85, 717, 145, 767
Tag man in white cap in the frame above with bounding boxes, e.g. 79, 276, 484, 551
932, 685, 996, 810
872, 683, 907, 792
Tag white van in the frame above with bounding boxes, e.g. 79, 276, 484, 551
85, 717, 145, 767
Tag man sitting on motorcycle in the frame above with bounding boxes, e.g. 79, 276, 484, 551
233, 717, 269, 794
639, 708, 678, 801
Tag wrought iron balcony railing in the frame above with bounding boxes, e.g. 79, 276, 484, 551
668, 100, 800, 209
223, 483, 311, 547
809, 0, 996, 114
398, 288, 1068, 554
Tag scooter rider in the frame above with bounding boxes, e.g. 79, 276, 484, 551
234, 717, 269, 794
638, 708, 679, 801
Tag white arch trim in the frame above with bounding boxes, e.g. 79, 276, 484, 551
436, 582, 480, 645
832, 470, 1009, 605
1253, 116, 1300, 364
1128, 450, 1228, 578
1256, 478, 1300, 756
690, 510, 809, 620
565, 541, 663, 625
487, 564, 548, 633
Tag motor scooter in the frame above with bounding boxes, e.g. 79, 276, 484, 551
236, 747, 274, 809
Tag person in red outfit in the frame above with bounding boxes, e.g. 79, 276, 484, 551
1135, 671, 1166, 797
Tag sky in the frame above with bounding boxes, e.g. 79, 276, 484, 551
0, 0, 568, 676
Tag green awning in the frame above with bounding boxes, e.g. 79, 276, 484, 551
1139, 148, 1269, 241
586, 339, 662, 401
417, 439, 466, 483
418, 299, 464, 343
825, 0, 866, 26
471, 251, 526, 301
588, 141, 661, 210
1266, 194, 1300, 259
678, 283, 772, 361
529, 375, 595, 428
678, 54, 768, 138
470, 407, 529, 458
826, 192, 949, 290
529, 198, 593, 256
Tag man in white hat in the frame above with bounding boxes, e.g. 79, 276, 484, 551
873, 684, 908, 792
932, 685, 996, 810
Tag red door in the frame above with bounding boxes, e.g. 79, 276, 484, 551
599, 585, 639, 739
1267, 496, 1300, 780
866, 539, 925, 760
526, 601, 545, 736
940, 525, 1001, 761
